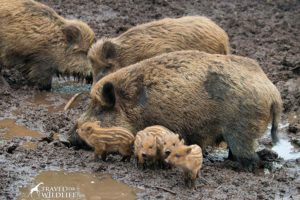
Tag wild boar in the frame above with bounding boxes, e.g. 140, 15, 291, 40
77, 121, 135, 161
134, 131, 159, 168
0, 0, 95, 90
88, 16, 230, 83
157, 133, 185, 158
70, 50, 282, 171
134, 125, 174, 168
165, 144, 203, 188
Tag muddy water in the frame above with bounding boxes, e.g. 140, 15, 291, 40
17, 171, 138, 200
0, 119, 42, 139
27, 92, 72, 113
265, 123, 300, 160
272, 138, 300, 160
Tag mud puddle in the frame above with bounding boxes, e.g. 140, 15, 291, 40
0, 119, 42, 140
26, 92, 73, 113
272, 138, 300, 160
17, 171, 139, 200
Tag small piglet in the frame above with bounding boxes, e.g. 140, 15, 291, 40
165, 144, 203, 188
77, 121, 135, 161
134, 125, 183, 168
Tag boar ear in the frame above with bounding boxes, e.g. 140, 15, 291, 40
186, 147, 192, 154
63, 24, 82, 45
102, 41, 117, 59
102, 82, 116, 108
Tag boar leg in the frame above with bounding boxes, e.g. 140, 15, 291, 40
224, 133, 260, 171
121, 155, 131, 162
94, 145, 105, 161
119, 145, 132, 162
0, 75, 10, 88
183, 171, 190, 187
228, 148, 237, 161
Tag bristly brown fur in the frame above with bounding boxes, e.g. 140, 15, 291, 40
0, 0, 95, 90
73, 50, 282, 170
88, 16, 230, 83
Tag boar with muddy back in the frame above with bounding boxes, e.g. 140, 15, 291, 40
165, 144, 203, 188
70, 50, 282, 171
77, 121, 135, 161
88, 16, 230, 83
0, 0, 95, 90
134, 125, 183, 168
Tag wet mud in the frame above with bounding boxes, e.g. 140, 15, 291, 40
17, 171, 138, 200
1, 0, 300, 199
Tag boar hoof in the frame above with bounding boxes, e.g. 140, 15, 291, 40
94, 154, 100, 162
121, 155, 131, 162
38, 84, 52, 91
101, 153, 107, 161
239, 156, 260, 172
228, 148, 237, 161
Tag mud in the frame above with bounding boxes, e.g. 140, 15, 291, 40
17, 171, 138, 200
1, 0, 300, 199
0, 119, 42, 140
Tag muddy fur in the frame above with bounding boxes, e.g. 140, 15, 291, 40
71, 50, 282, 170
0, 0, 95, 90
88, 16, 230, 83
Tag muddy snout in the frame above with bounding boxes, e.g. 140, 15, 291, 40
67, 123, 91, 150
164, 149, 171, 158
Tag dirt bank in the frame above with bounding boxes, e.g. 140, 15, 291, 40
0, 0, 299, 199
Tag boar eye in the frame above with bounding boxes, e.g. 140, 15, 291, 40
175, 154, 180, 158
164, 142, 166, 145
149, 145, 153, 149
173, 143, 176, 146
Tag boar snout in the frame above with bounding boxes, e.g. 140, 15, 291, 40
165, 149, 171, 156
67, 123, 91, 150
142, 153, 147, 159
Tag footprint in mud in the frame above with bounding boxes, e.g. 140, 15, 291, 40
17, 171, 140, 200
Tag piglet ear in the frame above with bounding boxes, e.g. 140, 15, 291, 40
63, 24, 82, 45
156, 136, 162, 146
186, 147, 192, 154
180, 139, 185, 145
101, 82, 116, 108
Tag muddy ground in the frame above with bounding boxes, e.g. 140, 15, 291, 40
1, 0, 300, 199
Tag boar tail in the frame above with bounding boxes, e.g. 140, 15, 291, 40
270, 102, 281, 144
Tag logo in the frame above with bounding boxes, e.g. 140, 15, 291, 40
29, 182, 44, 198
26, 182, 85, 200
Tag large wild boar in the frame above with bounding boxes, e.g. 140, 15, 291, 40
88, 16, 230, 83
69, 50, 282, 171
0, 0, 95, 90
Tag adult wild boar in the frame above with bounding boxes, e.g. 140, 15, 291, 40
70, 51, 282, 170
0, 0, 95, 90
88, 16, 230, 83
